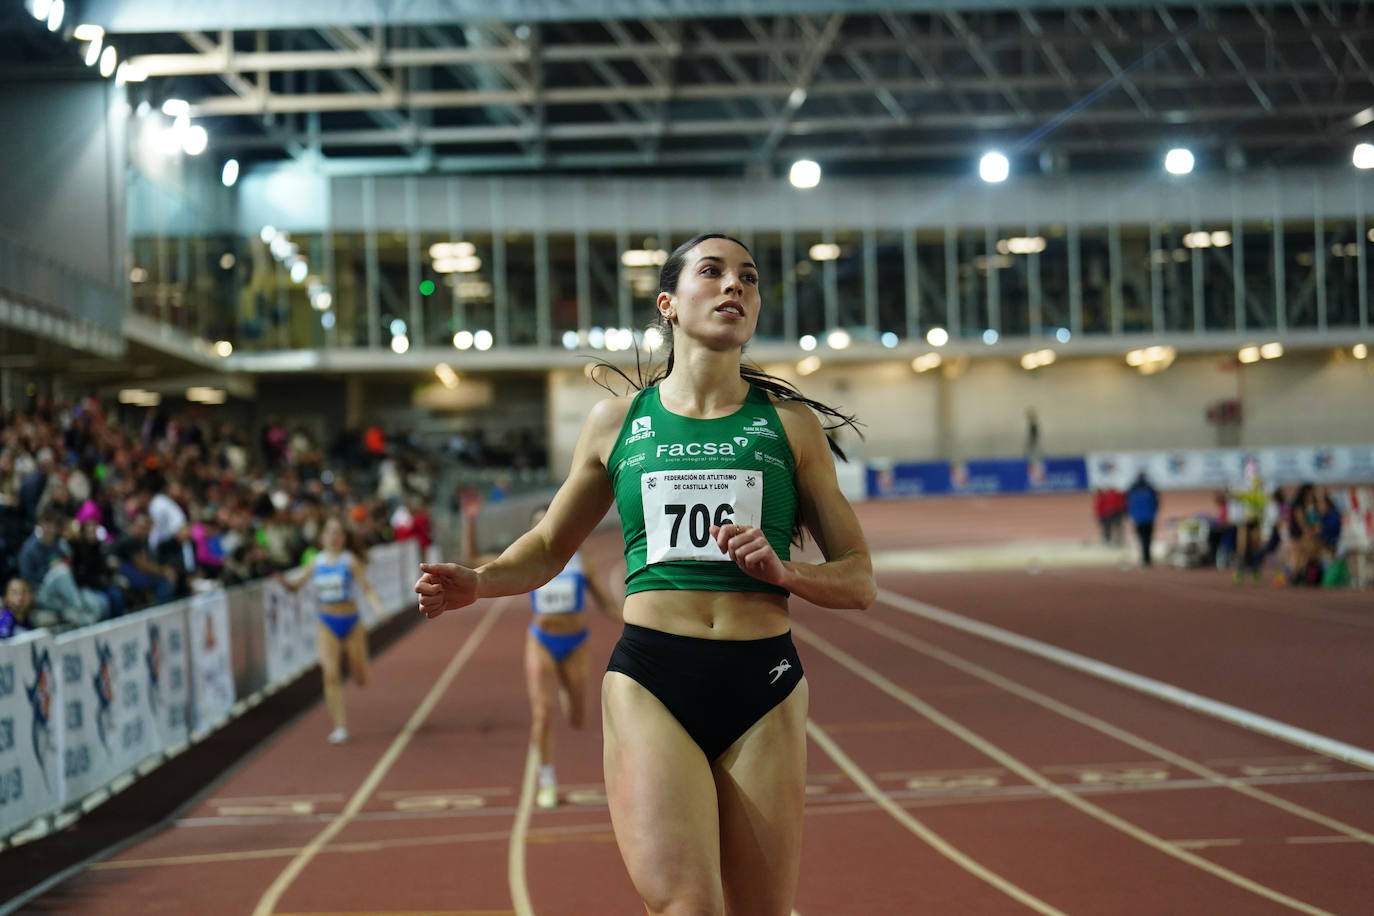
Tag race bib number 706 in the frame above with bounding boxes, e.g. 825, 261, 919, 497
642, 469, 763, 564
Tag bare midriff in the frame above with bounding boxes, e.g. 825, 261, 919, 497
622, 590, 790, 640
318, 599, 357, 617
531, 609, 588, 635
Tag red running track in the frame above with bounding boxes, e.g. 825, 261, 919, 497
13, 493, 1374, 915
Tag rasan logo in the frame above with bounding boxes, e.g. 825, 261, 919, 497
625, 415, 656, 446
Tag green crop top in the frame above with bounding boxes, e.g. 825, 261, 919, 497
607, 384, 798, 597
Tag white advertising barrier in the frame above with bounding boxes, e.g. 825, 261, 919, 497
0, 631, 62, 836
1088, 445, 1374, 491
397, 539, 421, 615
188, 590, 236, 734
135, 603, 190, 756
262, 579, 310, 684
295, 583, 321, 668
364, 543, 404, 623
54, 614, 164, 804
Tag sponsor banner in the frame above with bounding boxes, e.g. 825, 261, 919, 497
188, 590, 235, 732
263, 579, 307, 684
397, 539, 421, 614
1088, 445, 1374, 491
141, 603, 190, 752
54, 616, 158, 802
867, 457, 1088, 499
364, 542, 405, 621
295, 583, 321, 668
0, 631, 61, 836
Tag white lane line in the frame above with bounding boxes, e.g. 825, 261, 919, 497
875, 587, 1374, 772
508, 745, 537, 916
251, 604, 504, 916
795, 624, 1337, 916
830, 608, 1374, 846
806, 720, 1068, 916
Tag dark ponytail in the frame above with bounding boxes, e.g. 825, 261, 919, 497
591, 232, 863, 461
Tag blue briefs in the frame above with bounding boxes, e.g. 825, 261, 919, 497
529, 623, 589, 663
319, 612, 360, 640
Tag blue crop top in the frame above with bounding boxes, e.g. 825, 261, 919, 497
530, 551, 587, 615
312, 553, 355, 605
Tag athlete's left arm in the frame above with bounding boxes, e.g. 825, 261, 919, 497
714, 401, 875, 609
349, 552, 387, 617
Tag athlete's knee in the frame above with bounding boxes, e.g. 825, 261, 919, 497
641, 888, 724, 916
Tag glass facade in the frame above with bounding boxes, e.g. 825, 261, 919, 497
125, 172, 1374, 353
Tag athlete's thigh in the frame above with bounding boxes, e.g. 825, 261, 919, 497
714, 677, 809, 916
602, 671, 723, 913
343, 623, 369, 682
554, 641, 590, 722
524, 629, 556, 704
315, 624, 344, 675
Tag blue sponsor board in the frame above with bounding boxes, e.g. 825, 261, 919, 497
867, 457, 1088, 498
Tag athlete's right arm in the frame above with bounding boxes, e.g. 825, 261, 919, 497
415, 397, 626, 619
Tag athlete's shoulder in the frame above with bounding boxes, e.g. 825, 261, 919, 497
585, 393, 639, 436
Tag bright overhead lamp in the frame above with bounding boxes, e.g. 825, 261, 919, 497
453, 330, 474, 350
1354, 143, 1374, 170
46, 0, 63, 31
798, 334, 817, 352
1164, 148, 1195, 175
98, 45, 116, 78
390, 335, 410, 354
161, 99, 190, 118
473, 329, 493, 351
1352, 343, 1368, 359
826, 329, 851, 350
83, 35, 102, 67
73, 23, 103, 40
979, 152, 1009, 183
926, 327, 949, 347
221, 159, 239, 187
789, 159, 821, 190
182, 124, 208, 156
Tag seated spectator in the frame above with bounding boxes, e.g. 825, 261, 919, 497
113, 514, 177, 608
71, 517, 125, 618
18, 507, 102, 627
0, 578, 33, 638
154, 524, 200, 596
1317, 491, 1343, 561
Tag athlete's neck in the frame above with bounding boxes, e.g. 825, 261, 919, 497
659, 349, 748, 418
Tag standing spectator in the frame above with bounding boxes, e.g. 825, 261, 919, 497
1024, 408, 1040, 458
0, 578, 33, 638
145, 475, 188, 554
1126, 471, 1160, 567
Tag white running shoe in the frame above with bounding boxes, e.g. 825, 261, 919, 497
535, 783, 558, 809
327, 727, 348, 744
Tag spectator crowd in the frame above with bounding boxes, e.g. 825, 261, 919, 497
1, 396, 438, 637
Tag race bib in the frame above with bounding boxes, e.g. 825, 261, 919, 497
532, 573, 581, 614
642, 469, 763, 564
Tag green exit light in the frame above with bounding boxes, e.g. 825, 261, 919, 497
419, 280, 436, 296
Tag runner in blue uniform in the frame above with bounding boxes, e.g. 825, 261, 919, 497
522, 506, 621, 807
279, 517, 384, 743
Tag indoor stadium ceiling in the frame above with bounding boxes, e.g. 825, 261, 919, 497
10, 0, 1374, 177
